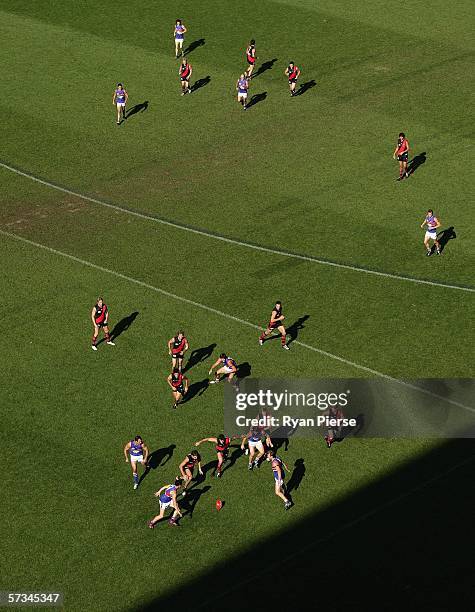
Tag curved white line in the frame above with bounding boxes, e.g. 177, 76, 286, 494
0, 160, 473, 293
1, 228, 473, 415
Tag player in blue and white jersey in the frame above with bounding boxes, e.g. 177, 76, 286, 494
236, 74, 249, 110
241, 425, 273, 471
124, 436, 149, 489
148, 477, 183, 528
174, 19, 187, 58
267, 450, 292, 509
420, 209, 441, 256
112, 83, 128, 124
209, 353, 238, 384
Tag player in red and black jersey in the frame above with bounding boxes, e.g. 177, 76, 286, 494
167, 331, 189, 371
259, 301, 290, 350
393, 132, 410, 180
179, 58, 193, 95
245, 39, 257, 79
195, 433, 241, 477
179, 450, 203, 495
167, 368, 189, 409
91, 297, 115, 351
285, 61, 301, 96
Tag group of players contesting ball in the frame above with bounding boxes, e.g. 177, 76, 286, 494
108, 19, 448, 527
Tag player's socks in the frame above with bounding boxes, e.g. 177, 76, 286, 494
426, 249, 432, 256
148, 520, 155, 529
248, 462, 253, 471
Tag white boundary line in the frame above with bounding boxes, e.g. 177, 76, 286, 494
1, 160, 473, 293
195, 452, 475, 609
1, 228, 474, 415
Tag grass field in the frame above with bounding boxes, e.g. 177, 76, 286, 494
1, 0, 474, 610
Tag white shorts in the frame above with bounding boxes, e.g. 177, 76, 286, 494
237, 92, 248, 100
116, 102, 126, 108
130, 454, 144, 463
224, 365, 235, 374
248, 440, 264, 451
425, 231, 437, 242
159, 500, 172, 510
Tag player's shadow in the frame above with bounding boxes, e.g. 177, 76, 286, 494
191, 76, 211, 93
247, 92, 267, 109
110, 311, 139, 342
181, 378, 209, 404
436, 226, 456, 254
181, 485, 211, 519
286, 458, 306, 495
140, 444, 176, 484
286, 315, 310, 347
296, 80, 316, 96
126, 101, 149, 119
407, 152, 426, 176
253, 58, 277, 78
237, 362, 252, 380
272, 423, 299, 453
184, 38, 205, 56
222, 445, 245, 475
183, 343, 217, 373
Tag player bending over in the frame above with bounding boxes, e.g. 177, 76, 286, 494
267, 450, 292, 509
209, 353, 238, 384
421, 209, 441, 256
148, 477, 183, 528
179, 450, 203, 496
91, 297, 115, 351
195, 434, 241, 477
259, 301, 290, 350
124, 436, 149, 489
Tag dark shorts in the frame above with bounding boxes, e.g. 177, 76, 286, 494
217, 449, 229, 459
172, 352, 184, 359
95, 321, 107, 328
289, 78, 298, 84
398, 153, 408, 162
180, 76, 190, 82
173, 385, 185, 395
268, 323, 281, 330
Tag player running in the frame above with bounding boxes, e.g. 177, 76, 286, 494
245, 40, 257, 79
267, 450, 292, 509
179, 59, 193, 95
179, 450, 203, 496
241, 425, 272, 470
91, 297, 115, 351
174, 19, 187, 58
236, 74, 249, 110
195, 434, 240, 477
285, 62, 301, 96
148, 477, 183, 528
259, 301, 290, 350
123, 436, 149, 489
168, 331, 189, 371
209, 353, 238, 384
112, 83, 128, 124
167, 368, 189, 409
393, 132, 410, 180
421, 209, 441, 256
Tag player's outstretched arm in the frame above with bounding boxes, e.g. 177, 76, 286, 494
195, 437, 217, 446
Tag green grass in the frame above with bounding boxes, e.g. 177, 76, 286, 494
0, 0, 474, 610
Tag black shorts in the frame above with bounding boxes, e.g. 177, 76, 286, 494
247, 58, 255, 66
95, 321, 107, 328
180, 76, 189, 82
173, 385, 185, 395
172, 352, 184, 359
289, 78, 297, 84
217, 448, 229, 459
397, 153, 408, 162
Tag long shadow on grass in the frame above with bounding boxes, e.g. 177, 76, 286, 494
183, 343, 217, 373
136, 439, 475, 610
436, 226, 457, 254
180, 485, 212, 520
246, 91, 267, 109
110, 311, 139, 341
184, 38, 205, 57
126, 101, 149, 120
286, 314, 310, 346
253, 58, 277, 78
191, 76, 211, 93
407, 151, 426, 176
140, 444, 176, 484
181, 378, 209, 404
296, 79, 316, 96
